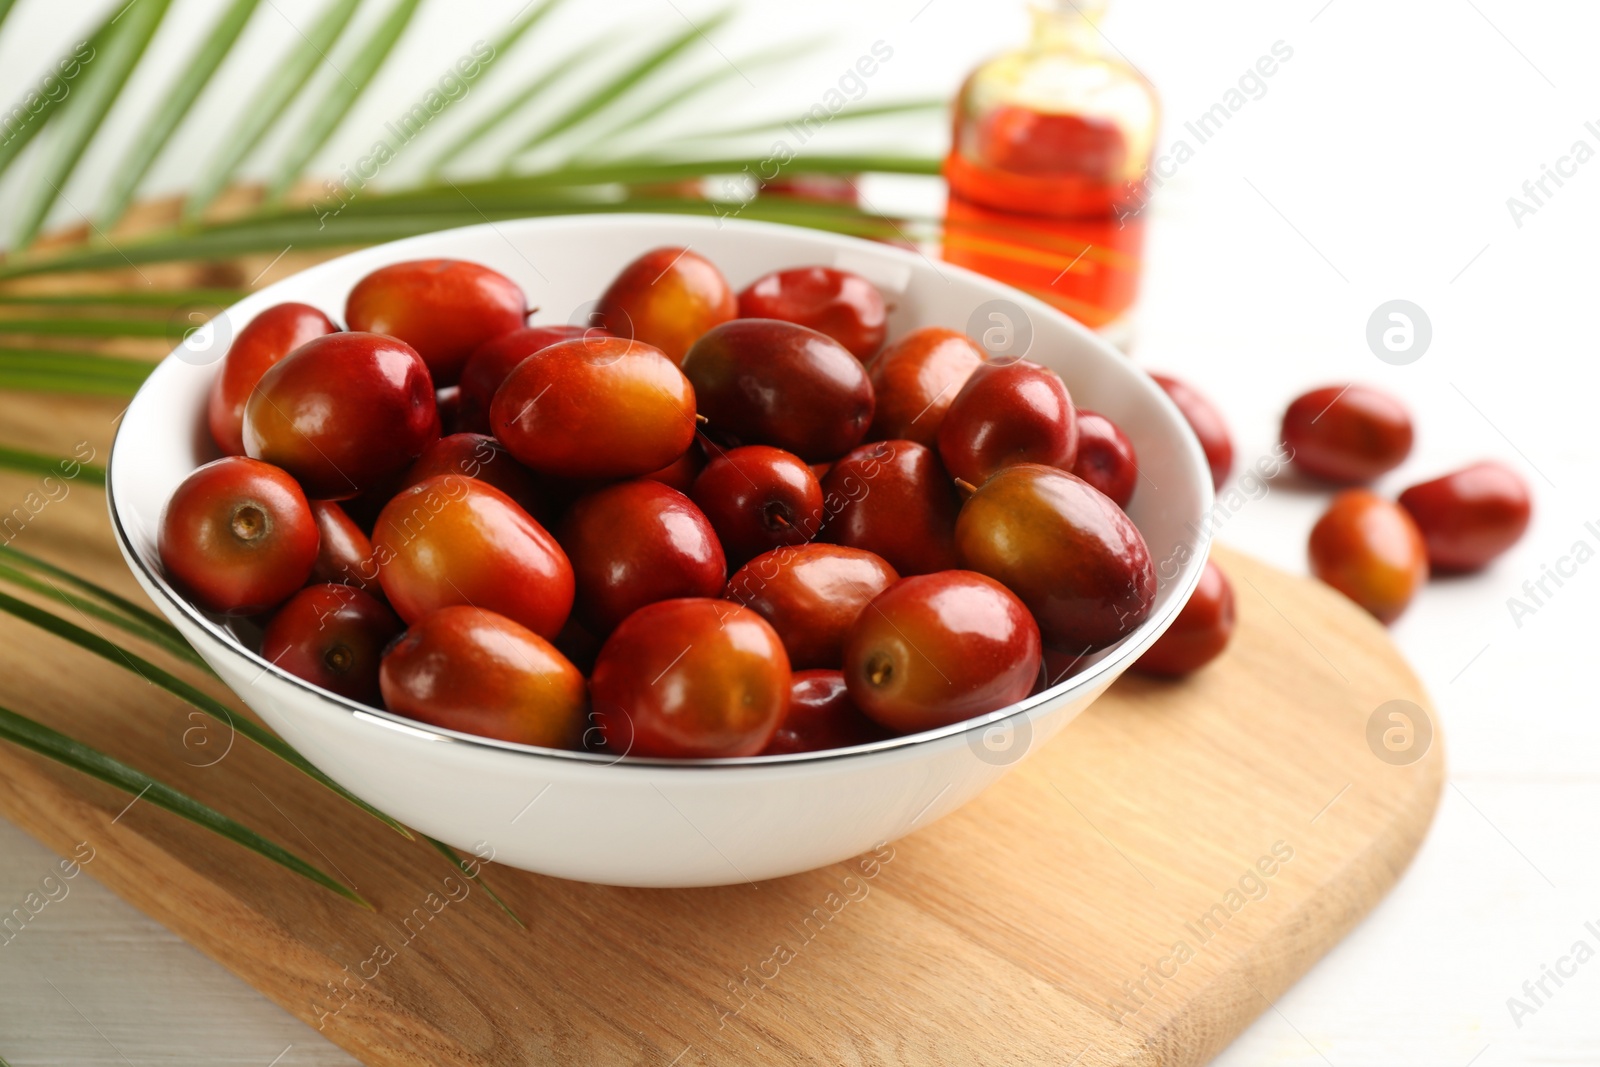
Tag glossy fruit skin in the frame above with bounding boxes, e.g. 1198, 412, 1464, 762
763, 670, 888, 755
956, 464, 1156, 651
1152, 374, 1233, 490
725, 544, 899, 669
589, 598, 790, 758
1282, 385, 1414, 484
819, 440, 961, 575
159, 457, 319, 615
865, 327, 984, 446
380, 606, 586, 749
207, 303, 337, 456
594, 247, 736, 364
1398, 462, 1531, 572
1132, 557, 1235, 677
1308, 489, 1427, 624
456, 324, 591, 433
309, 501, 379, 591
491, 336, 697, 479
243, 332, 437, 500
261, 584, 401, 704
1071, 409, 1138, 509
937, 359, 1078, 485
399, 433, 545, 521
344, 259, 526, 386
556, 480, 727, 634
643, 445, 706, 494
843, 571, 1041, 734
737, 267, 888, 360
682, 319, 875, 462
691, 445, 823, 566
372, 475, 573, 639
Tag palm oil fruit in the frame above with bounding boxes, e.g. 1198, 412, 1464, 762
682, 319, 875, 461
207, 302, 337, 456
398, 433, 546, 521
344, 258, 526, 386
690, 445, 823, 566
589, 598, 790, 758
1152, 373, 1233, 490
1071, 409, 1138, 509
456, 324, 590, 434
763, 670, 887, 755
243, 332, 437, 499
956, 463, 1156, 651
372, 475, 573, 638
843, 571, 1041, 734
937, 359, 1078, 485
261, 584, 401, 704
308, 500, 379, 591
737, 266, 888, 360
594, 246, 736, 363
865, 327, 984, 446
1398, 461, 1532, 572
1282, 384, 1414, 484
1308, 489, 1427, 624
1132, 557, 1235, 677
724, 544, 899, 669
819, 440, 960, 575
491, 336, 697, 480
380, 605, 586, 748
556, 480, 727, 634
158, 456, 319, 615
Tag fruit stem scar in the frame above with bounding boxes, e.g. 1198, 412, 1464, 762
867, 653, 894, 687
230, 503, 268, 541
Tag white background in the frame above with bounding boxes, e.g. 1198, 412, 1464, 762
2, 0, 1598, 1063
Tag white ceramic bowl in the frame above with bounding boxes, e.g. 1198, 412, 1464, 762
108, 214, 1213, 888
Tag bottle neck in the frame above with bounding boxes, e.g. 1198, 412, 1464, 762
1029, 1, 1109, 52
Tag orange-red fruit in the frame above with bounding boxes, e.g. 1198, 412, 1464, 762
594, 247, 736, 364
159, 457, 318, 615
737, 266, 888, 360
865, 327, 984, 446
691, 445, 823, 566
261, 584, 401, 704
557, 480, 727, 634
243, 332, 437, 499
490, 336, 697, 479
1152, 373, 1233, 490
457, 324, 590, 434
937, 359, 1078, 485
1132, 557, 1235, 677
344, 258, 526, 386
1071, 409, 1138, 509
725, 544, 899, 670
1398, 462, 1532, 572
763, 670, 888, 755
372, 475, 573, 639
308, 501, 379, 591
643, 446, 706, 494
1282, 384, 1414, 484
398, 433, 546, 521
207, 302, 337, 455
955, 464, 1155, 651
819, 440, 961, 576
589, 598, 790, 759
379, 606, 586, 748
843, 571, 1041, 734
1308, 489, 1427, 624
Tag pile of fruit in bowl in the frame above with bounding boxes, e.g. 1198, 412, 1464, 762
158, 248, 1178, 762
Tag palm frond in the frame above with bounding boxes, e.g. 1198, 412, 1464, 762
0, 316, 174, 337
423, 835, 525, 928
95, 0, 264, 231
0, 702, 367, 904
184, 0, 364, 222
0, 348, 154, 394
691, 97, 950, 141
11, 0, 173, 249
424, 45, 592, 175
0, 545, 172, 635
0, 444, 105, 484
0, 12, 114, 189
0, 288, 245, 307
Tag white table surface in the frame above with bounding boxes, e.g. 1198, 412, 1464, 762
3, 0, 1598, 1063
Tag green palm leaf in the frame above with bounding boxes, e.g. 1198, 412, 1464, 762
184, 0, 363, 222
0, 288, 245, 307
0, 15, 110, 187
691, 97, 949, 141
425, 46, 592, 176
267, 0, 423, 198
95, 0, 264, 232
0, 444, 105, 484
0, 560, 202, 668
423, 835, 525, 928
0, 702, 366, 905
0, 316, 175, 337
10, 0, 173, 249
0, 545, 174, 637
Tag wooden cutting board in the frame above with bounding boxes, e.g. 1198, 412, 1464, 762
0, 426, 1443, 1067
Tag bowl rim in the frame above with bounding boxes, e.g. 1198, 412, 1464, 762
107, 212, 1214, 770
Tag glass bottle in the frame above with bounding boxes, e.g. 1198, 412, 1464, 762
942, 0, 1159, 341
